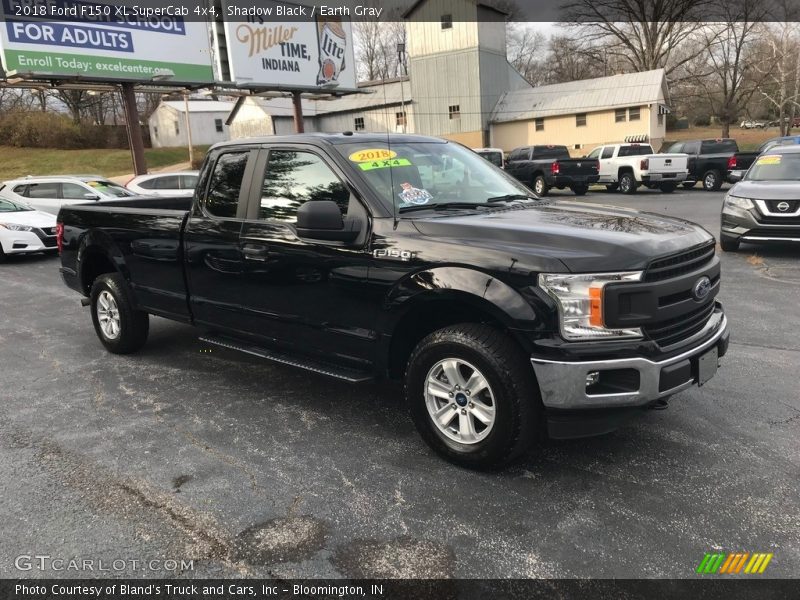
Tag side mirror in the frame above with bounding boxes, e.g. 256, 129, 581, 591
84, 193, 100, 201
728, 173, 742, 183
296, 200, 361, 242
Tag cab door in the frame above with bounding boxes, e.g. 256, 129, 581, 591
235, 145, 377, 370
183, 148, 257, 333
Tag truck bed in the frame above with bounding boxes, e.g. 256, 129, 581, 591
58, 195, 193, 321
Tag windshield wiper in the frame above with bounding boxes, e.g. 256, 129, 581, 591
398, 201, 503, 213
485, 194, 538, 203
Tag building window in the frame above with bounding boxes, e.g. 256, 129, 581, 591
448, 105, 460, 120
658, 112, 664, 126
354, 117, 365, 130
629, 107, 641, 121
576, 113, 587, 127
573, 144, 582, 150
441, 14, 452, 29
535, 117, 544, 132
174, 121, 180, 135
396, 111, 406, 127
215, 118, 224, 133
615, 109, 626, 123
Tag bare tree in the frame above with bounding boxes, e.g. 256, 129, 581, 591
683, 0, 768, 136
353, 4, 407, 82
560, 0, 712, 78
506, 24, 547, 85
752, 22, 800, 135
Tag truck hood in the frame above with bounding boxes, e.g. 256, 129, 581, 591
730, 180, 800, 199
413, 201, 713, 272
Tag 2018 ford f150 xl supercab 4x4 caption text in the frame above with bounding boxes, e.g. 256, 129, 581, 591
57, 134, 730, 468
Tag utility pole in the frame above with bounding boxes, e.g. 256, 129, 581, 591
121, 82, 147, 175
292, 91, 304, 133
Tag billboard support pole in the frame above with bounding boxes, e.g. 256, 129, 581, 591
121, 82, 147, 175
292, 91, 305, 133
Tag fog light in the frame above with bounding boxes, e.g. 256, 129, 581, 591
586, 371, 600, 387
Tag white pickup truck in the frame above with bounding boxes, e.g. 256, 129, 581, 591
586, 143, 689, 194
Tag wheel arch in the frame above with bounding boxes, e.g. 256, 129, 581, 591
77, 230, 129, 295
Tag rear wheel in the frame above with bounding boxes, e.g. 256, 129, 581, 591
619, 172, 637, 194
90, 273, 149, 354
720, 238, 740, 252
659, 183, 676, 193
406, 324, 540, 469
533, 175, 549, 197
702, 170, 722, 191
571, 184, 588, 196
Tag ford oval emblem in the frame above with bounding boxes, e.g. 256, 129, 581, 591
692, 276, 712, 301
777, 201, 790, 212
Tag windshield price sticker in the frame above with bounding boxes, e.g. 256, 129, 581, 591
358, 158, 412, 171
756, 155, 781, 165
349, 149, 397, 162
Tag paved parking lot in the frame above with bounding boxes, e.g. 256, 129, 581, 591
1, 186, 798, 579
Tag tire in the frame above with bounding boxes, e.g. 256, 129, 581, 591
682, 181, 696, 190
533, 175, 549, 197
0, 244, 6, 263
571, 184, 588, 196
702, 170, 722, 191
720, 237, 740, 252
90, 273, 149, 354
659, 183, 676, 193
405, 323, 540, 469
619, 172, 637, 194
605, 184, 619, 192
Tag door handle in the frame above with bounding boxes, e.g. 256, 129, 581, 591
241, 243, 269, 262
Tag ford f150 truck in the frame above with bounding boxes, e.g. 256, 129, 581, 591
663, 138, 757, 191
504, 145, 600, 196
587, 143, 689, 194
57, 134, 729, 469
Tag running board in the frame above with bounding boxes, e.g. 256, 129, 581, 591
199, 335, 373, 383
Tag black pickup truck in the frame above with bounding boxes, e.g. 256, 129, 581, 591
504, 145, 600, 196
58, 133, 729, 468
663, 138, 757, 191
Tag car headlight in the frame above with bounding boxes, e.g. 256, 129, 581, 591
724, 195, 754, 210
0, 223, 33, 231
539, 272, 644, 341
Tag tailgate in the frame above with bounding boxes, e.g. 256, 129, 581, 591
557, 159, 598, 176
646, 153, 688, 174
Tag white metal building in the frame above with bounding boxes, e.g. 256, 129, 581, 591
149, 100, 235, 148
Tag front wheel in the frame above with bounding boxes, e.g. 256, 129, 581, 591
619, 172, 638, 194
405, 324, 540, 469
533, 175, 549, 197
660, 183, 676, 193
90, 273, 149, 354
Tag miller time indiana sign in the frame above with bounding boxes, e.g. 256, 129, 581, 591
221, 0, 356, 90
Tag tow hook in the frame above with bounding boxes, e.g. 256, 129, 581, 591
649, 398, 669, 411
80, 297, 91, 307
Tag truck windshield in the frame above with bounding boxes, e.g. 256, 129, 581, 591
337, 141, 533, 214
745, 153, 800, 181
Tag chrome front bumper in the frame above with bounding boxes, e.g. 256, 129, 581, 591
531, 313, 729, 409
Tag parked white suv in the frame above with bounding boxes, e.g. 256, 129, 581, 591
0, 176, 134, 215
587, 143, 689, 194
126, 171, 199, 196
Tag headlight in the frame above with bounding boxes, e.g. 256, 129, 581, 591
539, 272, 644, 341
724, 195, 754, 210
0, 223, 33, 231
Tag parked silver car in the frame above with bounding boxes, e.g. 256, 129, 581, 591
126, 171, 199, 197
721, 145, 800, 251
0, 176, 134, 215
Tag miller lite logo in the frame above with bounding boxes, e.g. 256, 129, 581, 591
317, 18, 346, 86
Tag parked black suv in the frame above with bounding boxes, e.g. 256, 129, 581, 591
57, 134, 729, 468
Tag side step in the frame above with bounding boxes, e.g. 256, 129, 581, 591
199, 335, 374, 383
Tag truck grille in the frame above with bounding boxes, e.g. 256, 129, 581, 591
644, 301, 716, 347
764, 199, 800, 212
756, 215, 800, 225
644, 242, 716, 282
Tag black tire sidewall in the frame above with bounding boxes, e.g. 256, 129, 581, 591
90, 274, 148, 354
406, 327, 536, 468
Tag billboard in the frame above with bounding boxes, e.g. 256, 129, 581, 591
0, 0, 214, 83
222, 0, 356, 90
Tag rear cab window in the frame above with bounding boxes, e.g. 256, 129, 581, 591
531, 146, 569, 160
618, 145, 654, 157
700, 139, 738, 154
